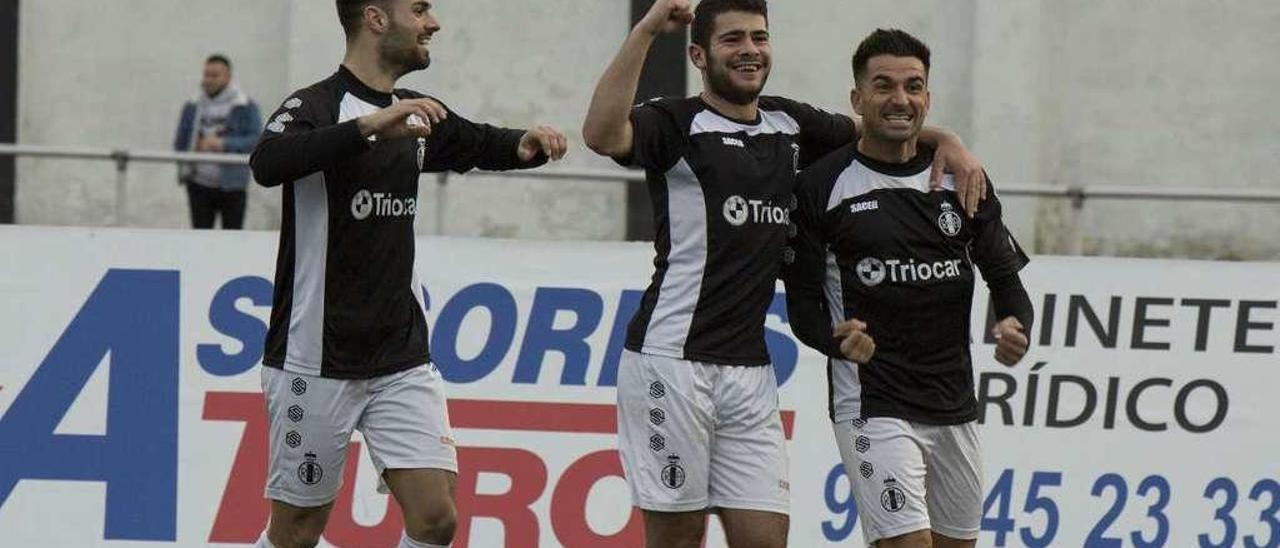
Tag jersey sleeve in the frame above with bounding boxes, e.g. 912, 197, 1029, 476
790, 100, 858, 169
614, 99, 685, 171
970, 176, 1031, 282
782, 169, 844, 359
250, 87, 369, 187
420, 98, 547, 173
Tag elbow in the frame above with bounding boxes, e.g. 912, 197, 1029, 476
581, 123, 625, 159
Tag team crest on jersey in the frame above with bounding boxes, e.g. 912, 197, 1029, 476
881, 477, 907, 512
791, 143, 801, 173
938, 202, 963, 237
661, 455, 686, 489
416, 137, 427, 170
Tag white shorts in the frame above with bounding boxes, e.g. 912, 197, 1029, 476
832, 418, 981, 545
262, 364, 457, 507
616, 350, 789, 514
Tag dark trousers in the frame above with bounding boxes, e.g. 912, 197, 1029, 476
186, 184, 246, 229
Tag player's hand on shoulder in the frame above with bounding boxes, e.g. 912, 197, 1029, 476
930, 133, 986, 218
637, 0, 694, 36
834, 319, 875, 363
519, 125, 568, 162
357, 98, 448, 140
992, 316, 1029, 366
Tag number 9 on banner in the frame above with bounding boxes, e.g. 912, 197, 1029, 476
822, 463, 860, 541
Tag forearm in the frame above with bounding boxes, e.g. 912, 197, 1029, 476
249, 120, 366, 187
988, 273, 1034, 334
918, 125, 961, 148
582, 28, 656, 157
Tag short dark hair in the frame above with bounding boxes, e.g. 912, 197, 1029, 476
851, 29, 930, 84
691, 0, 768, 50
336, 0, 392, 38
205, 54, 231, 70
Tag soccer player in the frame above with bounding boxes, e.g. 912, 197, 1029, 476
783, 29, 1032, 548
582, 1, 987, 546
248, 1, 566, 547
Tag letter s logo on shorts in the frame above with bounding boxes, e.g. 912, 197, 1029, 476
351, 190, 374, 220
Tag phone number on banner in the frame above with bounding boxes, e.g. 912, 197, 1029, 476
818, 465, 1280, 547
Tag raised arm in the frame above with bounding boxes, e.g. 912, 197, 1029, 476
582, 0, 692, 159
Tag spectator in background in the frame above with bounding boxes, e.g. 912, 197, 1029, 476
174, 54, 262, 229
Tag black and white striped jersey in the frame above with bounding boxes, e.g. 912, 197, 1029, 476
617, 96, 856, 365
784, 143, 1029, 424
251, 66, 544, 379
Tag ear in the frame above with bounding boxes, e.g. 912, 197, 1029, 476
364, 4, 389, 34
850, 86, 863, 117
689, 44, 707, 70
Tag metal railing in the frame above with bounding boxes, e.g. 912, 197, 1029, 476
4, 143, 1280, 253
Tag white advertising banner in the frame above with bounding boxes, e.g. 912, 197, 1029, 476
0, 226, 1276, 547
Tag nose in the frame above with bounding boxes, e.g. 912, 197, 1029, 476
888, 86, 908, 105
425, 12, 441, 32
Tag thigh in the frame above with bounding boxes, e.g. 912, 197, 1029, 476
642, 509, 707, 548
707, 364, 789, 516
832, 418, 931, 546
617, 350, 714, 513
220, 189, 246, 229
261, 366, 364, 507
922, 421, 982, 542
359, 364, 458, 493
718, 507, 788, 548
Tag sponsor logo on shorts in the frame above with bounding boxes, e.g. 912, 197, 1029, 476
855, 435, 871, 453
779, 479, 791, 492
938, 202, 963, 237
859, 461, 874, 479
649, 381, 665, 399
284, 431, 301, 448
852, 418, 866, 429
290, 377, 307, 396
881, 477, 907, 513
297, 453, 324, 486
287, 405, 304, 423
649, 434, 665, 452
661, 455, 686, 489
649, 408, 666, 426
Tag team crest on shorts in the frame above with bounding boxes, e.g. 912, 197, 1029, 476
661, 455, 686, 489
881, 477, 907, 513
297, 452, 324, 486
938, 202, 963, 237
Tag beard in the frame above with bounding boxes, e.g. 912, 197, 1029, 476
379, 27, 432, 76
704, 55, 769, 106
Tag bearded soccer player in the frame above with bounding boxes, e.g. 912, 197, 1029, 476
248, 1, 567, 547
583, 1, 988, 546
784, 29, 1032, 548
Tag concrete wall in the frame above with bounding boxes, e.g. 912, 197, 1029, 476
15, 0, 1280, 258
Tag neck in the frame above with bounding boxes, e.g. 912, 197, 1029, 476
700, 90, 758, 121
857, 136, 918, 164
342, 42, 399, 93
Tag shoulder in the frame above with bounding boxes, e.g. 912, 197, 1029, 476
797, 143, 857, 198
